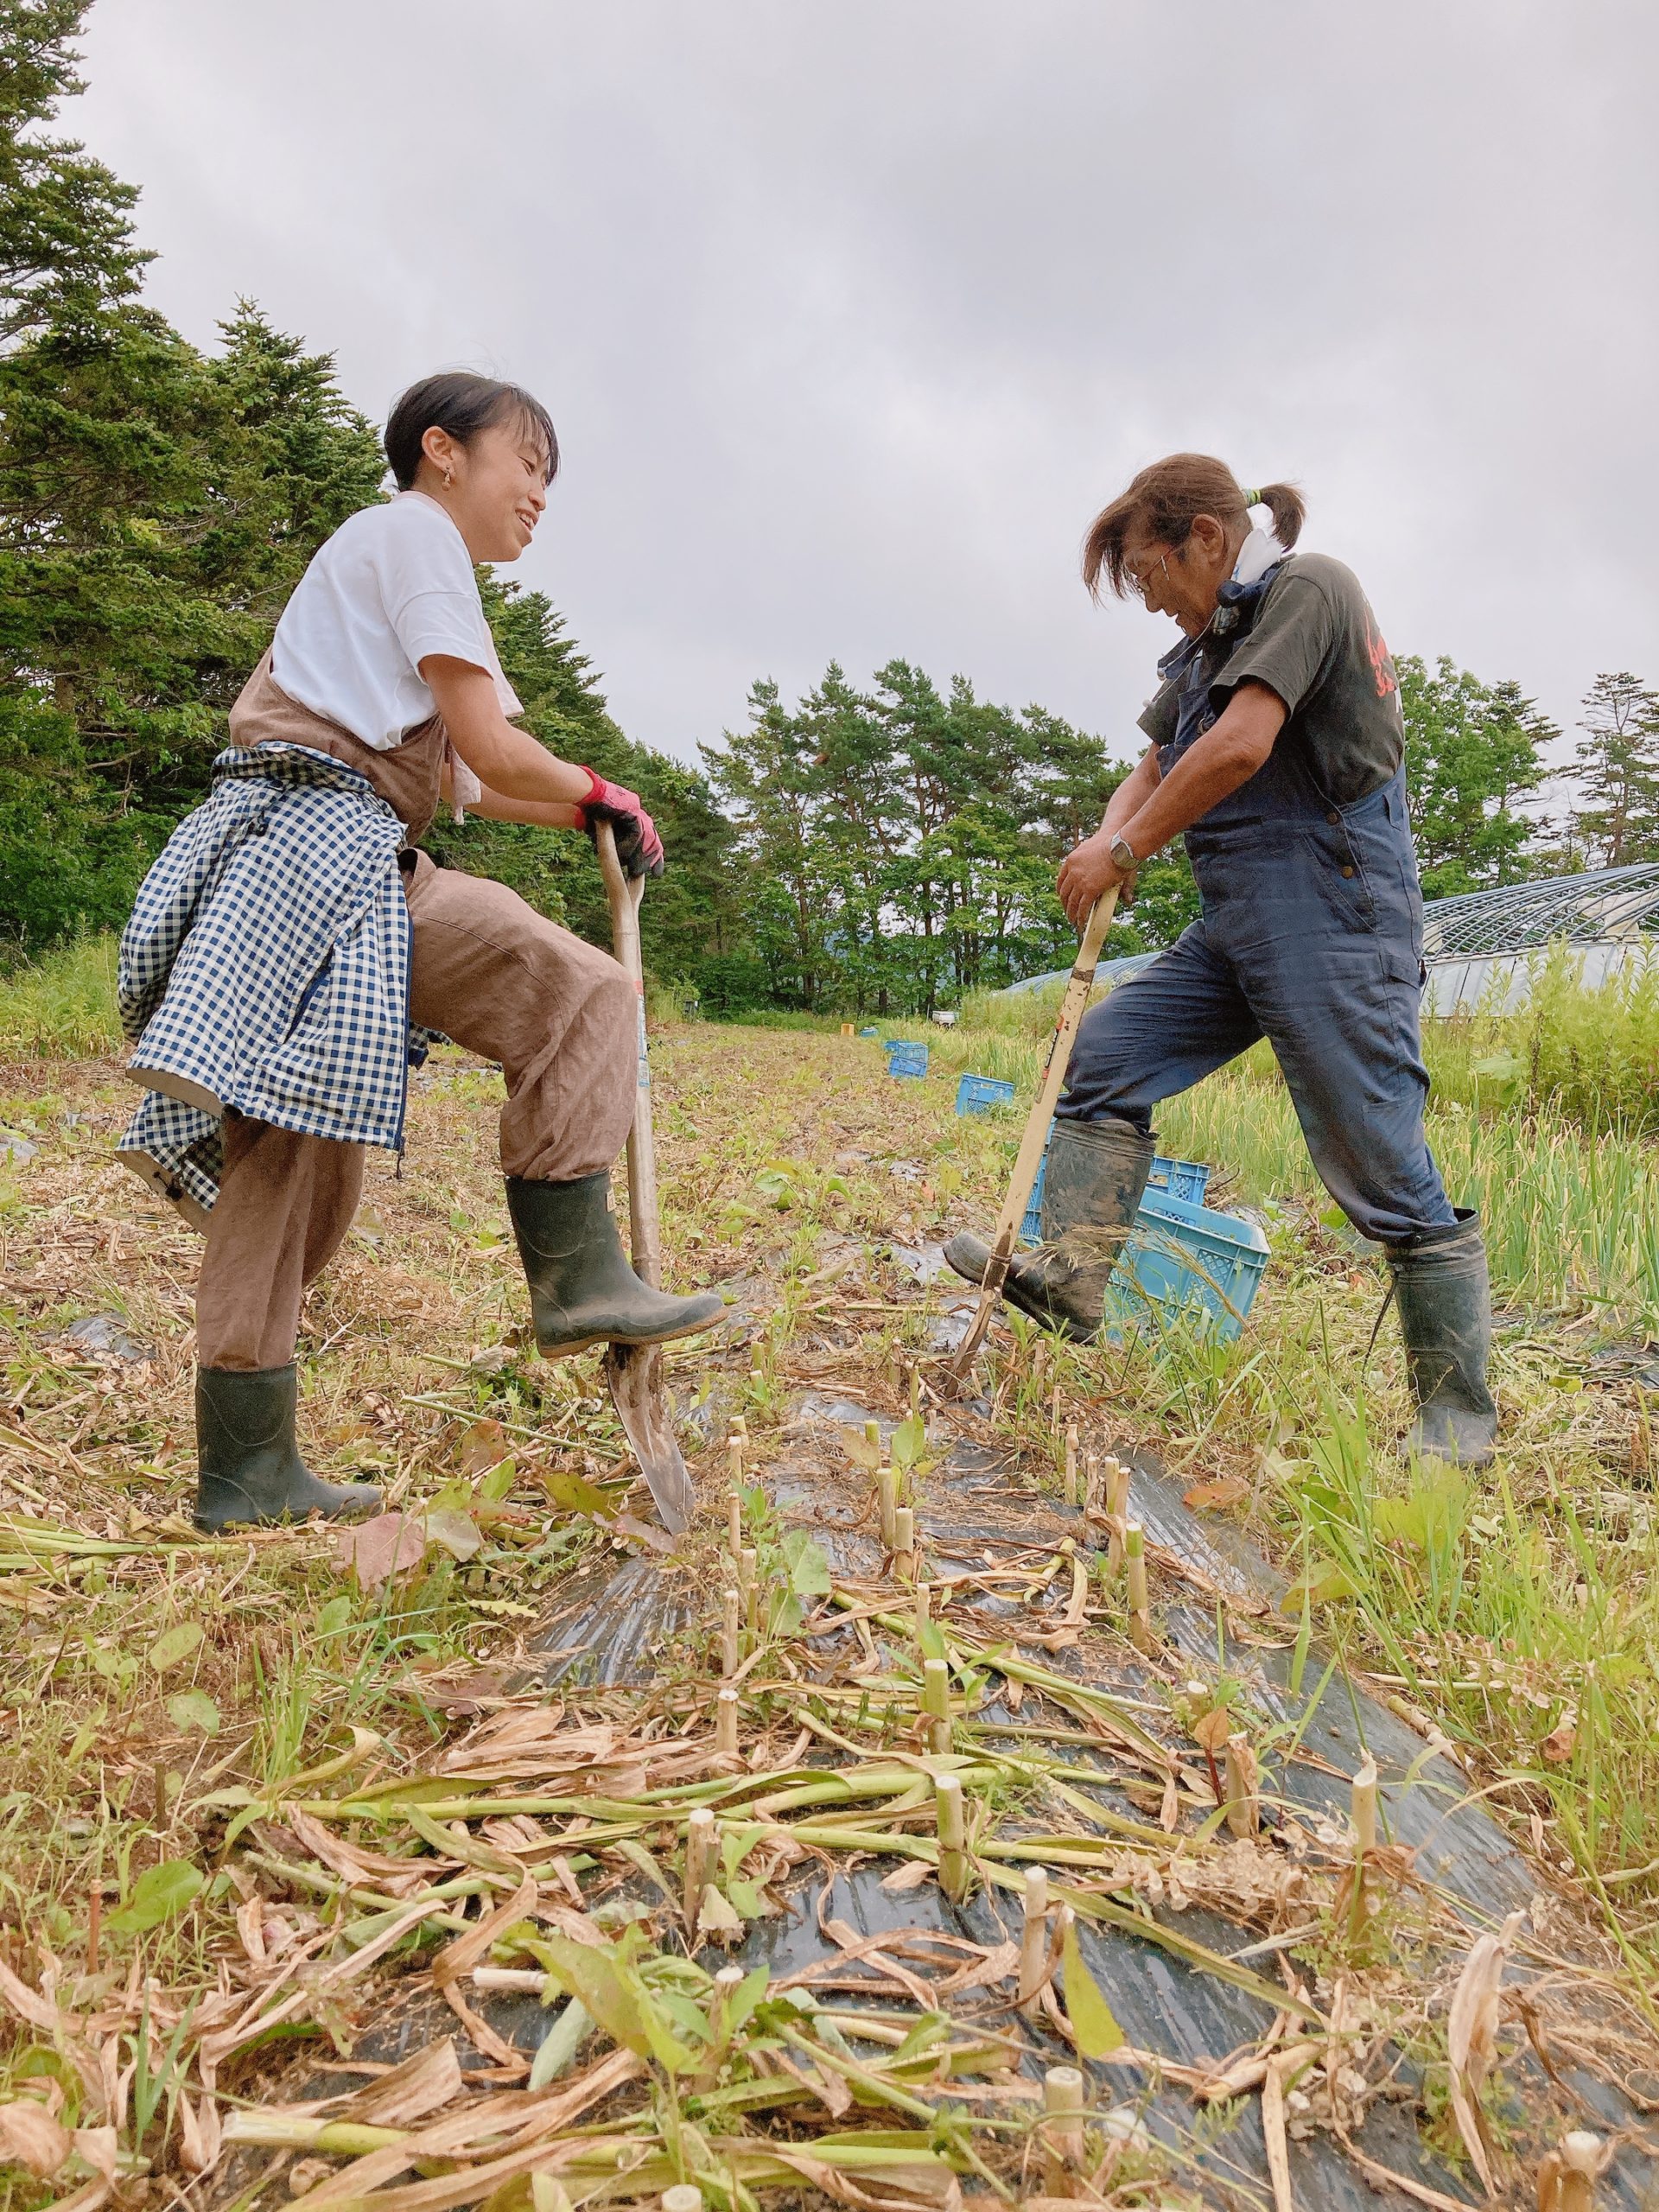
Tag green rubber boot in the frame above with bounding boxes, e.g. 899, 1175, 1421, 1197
1387, 1209, 1498, 1467
505, 1173, 724, 1360
944, 1118, 1156, 1338
195, 1364, 381, 1533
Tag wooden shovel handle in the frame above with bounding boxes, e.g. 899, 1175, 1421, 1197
946, 861, 1121, 1382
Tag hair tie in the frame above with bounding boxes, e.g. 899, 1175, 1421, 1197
1240, 486, 1262, 506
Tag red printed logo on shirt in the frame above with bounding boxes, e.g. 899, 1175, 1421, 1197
1365, 614, 1397, 700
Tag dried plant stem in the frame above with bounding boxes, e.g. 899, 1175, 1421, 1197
1042, 2063, 1086, 2195
715, 1687, 739, 1758
1224, 1734, 1262, 1840
922, 1656, 951, 1754
893, 1505, 917, 1580
1018, 1866, 1050, 2014
720, 1589, 741, 1680
741, 1548, 760, 1637
1351, 1757, 1378, 1854
935, 1772, 967, 1899
878, 1463, 899, 1548
1063, 1425, 1079, 1510
1124, 1522, 1155, 1653
683, 1807, 715, 1928
913, 1577, 931, 1647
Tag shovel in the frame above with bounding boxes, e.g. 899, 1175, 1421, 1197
594, 820, 696, 1535
945, 848, 1119, 1390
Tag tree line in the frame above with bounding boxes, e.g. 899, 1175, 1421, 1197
3, 0, 1658, 1016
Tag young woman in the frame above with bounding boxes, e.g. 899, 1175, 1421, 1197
948, 454, 1497, 1466
119, 372, 724, 1530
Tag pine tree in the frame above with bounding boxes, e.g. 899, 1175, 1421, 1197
0, 0, 148, 345
1569, 672, 1659, 868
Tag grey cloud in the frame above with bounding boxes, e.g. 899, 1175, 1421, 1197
76, 0, 1657, 766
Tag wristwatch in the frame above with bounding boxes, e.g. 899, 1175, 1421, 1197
1109, 831, 1138, 874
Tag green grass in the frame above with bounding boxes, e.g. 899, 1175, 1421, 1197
0, 935, 120, 1058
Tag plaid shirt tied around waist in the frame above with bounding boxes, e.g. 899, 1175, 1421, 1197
117, 744, 423, 1224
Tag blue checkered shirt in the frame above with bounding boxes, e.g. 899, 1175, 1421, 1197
117, 744, 419, 1223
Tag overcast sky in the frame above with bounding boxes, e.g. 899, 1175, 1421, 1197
74, 0, 1656, 776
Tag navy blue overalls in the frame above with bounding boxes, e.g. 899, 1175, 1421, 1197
1057, 565, 1458, 1248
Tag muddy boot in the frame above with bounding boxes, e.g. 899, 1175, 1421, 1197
944, 1118, 1156, 1338
505, 1173, 724, 1360
1387, 1209, 1498, 1468
195, 1364, 381, 1532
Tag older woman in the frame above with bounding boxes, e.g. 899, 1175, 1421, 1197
948, 454, 1496, 1466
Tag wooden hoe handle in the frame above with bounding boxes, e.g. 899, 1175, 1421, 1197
594, 820, 663, 1290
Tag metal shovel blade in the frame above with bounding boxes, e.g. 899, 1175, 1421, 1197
602, 1340, 694, 1535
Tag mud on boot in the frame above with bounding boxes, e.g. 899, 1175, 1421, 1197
195, 1363, 381, 1533
944, 1117, 1156, 1338
1387, 1208, 1498, 1468
506, 1173, 724, 1360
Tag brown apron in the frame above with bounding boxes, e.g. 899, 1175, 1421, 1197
194, 661, 637, 1371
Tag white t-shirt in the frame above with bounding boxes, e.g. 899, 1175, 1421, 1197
271, 492, 523, 752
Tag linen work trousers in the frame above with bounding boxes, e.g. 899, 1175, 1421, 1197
196, 849, 637, 1371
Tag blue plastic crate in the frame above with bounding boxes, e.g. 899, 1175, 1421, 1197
1147, 1153, 1212, 1205
884, 1039, 929, 1079
955, 1072, 1017, 1116
1020, 1128, 1210, 1243
859, 1026, 881, 1039
1109, 1192, 1268, 1343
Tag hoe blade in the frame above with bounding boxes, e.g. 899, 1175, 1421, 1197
603, 1341, 694, 1535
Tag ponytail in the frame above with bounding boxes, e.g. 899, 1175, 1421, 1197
1251, 480, 1306, 549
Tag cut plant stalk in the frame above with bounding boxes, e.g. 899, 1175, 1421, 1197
893, 1505, 917, 1580
1124, 1522, 1155, 1653
1042, 2064, 1086, 2196
1018, 1866, 1050, 2015
936, 1771, 967, 1899
1063, 1423, 1079, 1510
913, 1577, 931, 1647
662, 2187, 702, 2212
720, 1589, 741, 1680
741, 1548, 759, 1637
715, 1688, 739, 1758
878, 1461, 899, 1548
683, 1806, 715, 1929
922, 1656, 951, 1754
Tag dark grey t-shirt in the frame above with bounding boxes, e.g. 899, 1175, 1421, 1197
1136, 552, 1405, 810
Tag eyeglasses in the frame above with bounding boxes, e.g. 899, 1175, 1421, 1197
1122, 540, 1187, 601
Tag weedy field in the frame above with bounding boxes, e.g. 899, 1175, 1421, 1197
0, 990, 1656, 2210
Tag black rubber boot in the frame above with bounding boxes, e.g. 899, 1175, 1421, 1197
1387, 1208, 1498, 1468
944, 1118, 1157, 1338
195, 1365, 381, 1533
505, 1174, 724, 1359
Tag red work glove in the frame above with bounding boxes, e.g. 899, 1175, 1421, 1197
578, 767, 664, 879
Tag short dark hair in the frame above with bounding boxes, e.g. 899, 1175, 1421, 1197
383, 372, 559, 492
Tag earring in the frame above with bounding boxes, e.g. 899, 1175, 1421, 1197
442, 468, 455, 490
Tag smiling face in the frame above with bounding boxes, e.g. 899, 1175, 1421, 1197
1119, 512, 1243, 637
415, 410, 550, 563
